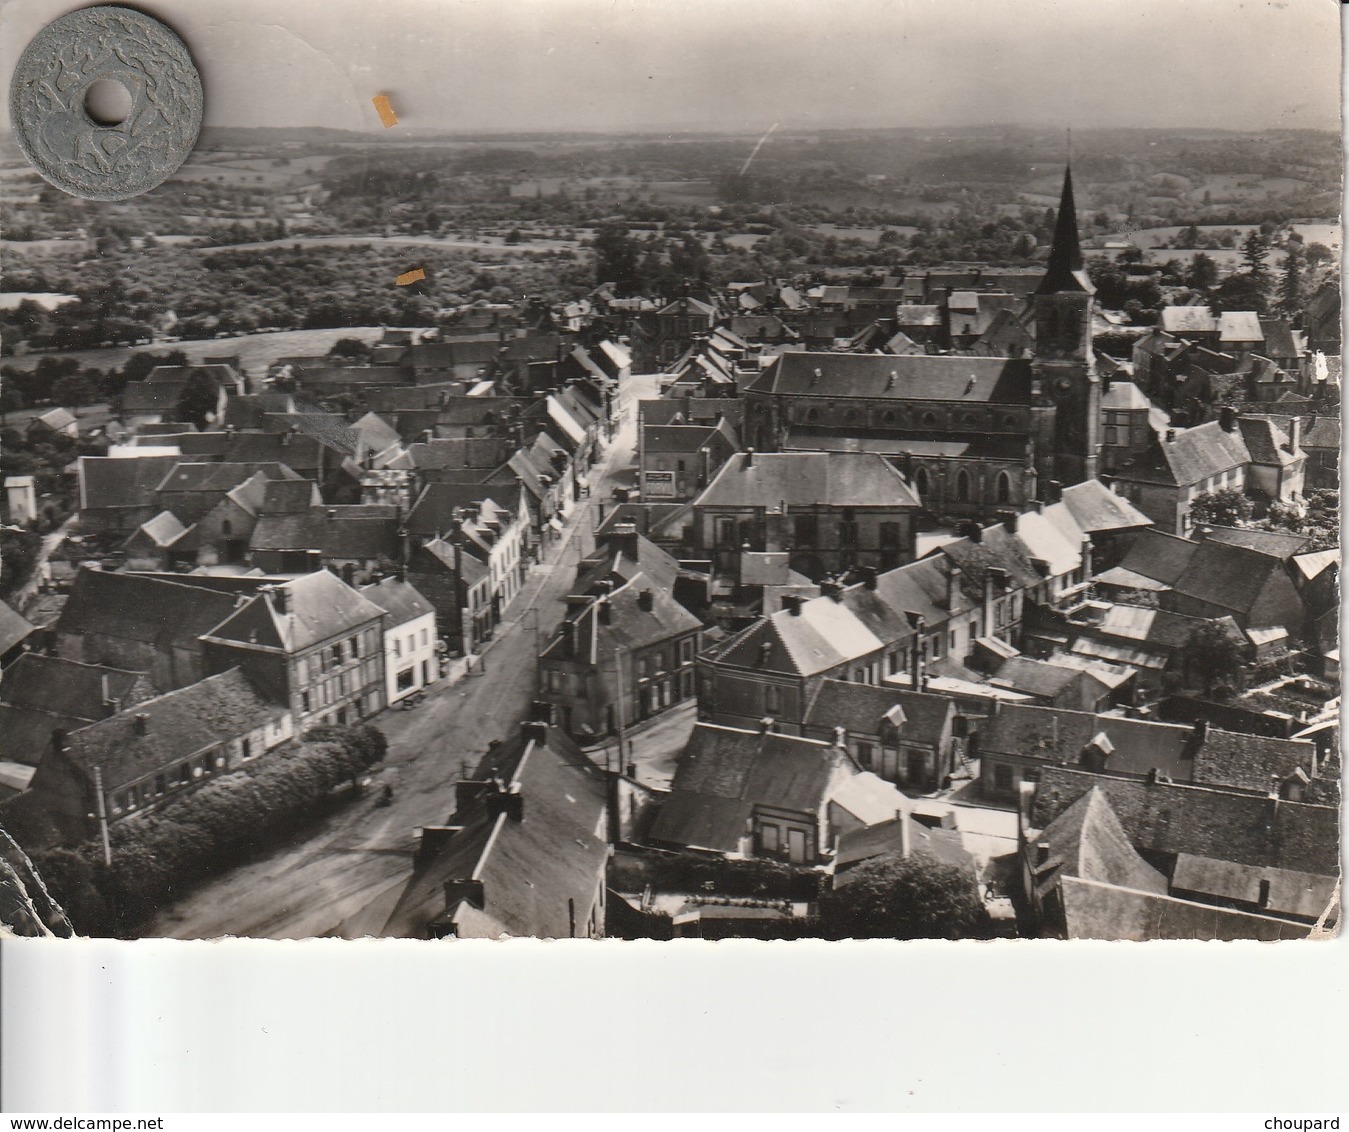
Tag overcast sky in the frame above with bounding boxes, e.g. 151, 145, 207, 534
1, 0, 1342, 134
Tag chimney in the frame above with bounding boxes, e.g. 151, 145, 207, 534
51, 728, 67, 756
486, 784, 525, 822
964, 521, 983, 545
1286, 416, 1301, 453
610, 521, 640, 561
744, 447, 755, 468
133, 713, 150, 735
1027, 499, 1043, 514
1035, 840, 1052, 866
416, 824, 464, 866
597, 598, 611, 625
782, 594, 803, 616
522, 719, 549, 745
272, 585, 290, 615
1257, 879, 1271, 909
100, 674, 120, 717
444, 877, 485, 912
946, 564, 963, 611
833, 725, 847, 749
1192, 718, 1210, 745
637, 589, 654, 612
899, 811, 913, 858
1219, 406, 1238, 433
759, 716, 776, 734
1080, 536, 1093, 579
860, 566, 877, 591
1046, 479, 1063, 504
820, 577, 843, 602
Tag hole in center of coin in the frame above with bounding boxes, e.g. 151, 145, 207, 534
83, 79, 133, 127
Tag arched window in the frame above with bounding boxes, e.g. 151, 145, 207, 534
845, 408, 859, 423
913, 467, 930, 497
221, 519, 232, 536
922, 412, 938, 428
955, 469, 972, 503
961, 413, 978, 427
995, 470, 1013, 504
882, 410, 897, 425
1002, 414, 1018, 428
806, 407, 820, 423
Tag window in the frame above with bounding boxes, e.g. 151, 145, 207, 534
420, 628, 428, 647
113, 792, 126, 815
680, 638, 695, 664
715, 517, 736, 547
922, 412, 938, 428
955, 469, 972, 503
883, 410, 897, 424
855, 741, 874, 770
397, 668, 416, 692
301, 691, 312, 713
838, 519, 859, 547
761, 824, 780, 854
393, 637, 401, 658
995, 470, 1013, 504
352, 635, 362, 658
637, 658, 649, 680
793, 514, 818, 546
221, 519, 232, 536
765, 684, 783, 713
961, 412, 978, 427
179, 764, 191, 785
993, 763, 1014, 792
330, 644, 342, 667
806, 408, 819, 423
913, 467, 929, 497
154, 774, 166, 796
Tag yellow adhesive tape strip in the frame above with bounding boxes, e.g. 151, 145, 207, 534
373, 94, 398, 128
396, 267, 426, 286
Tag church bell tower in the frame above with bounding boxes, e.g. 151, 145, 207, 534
1032, 166, 1101, 486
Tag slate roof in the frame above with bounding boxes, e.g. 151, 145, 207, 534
155, 461, 301, 496
63, 668, 288, 789
0, 705, 86, 768
0, 653, 150, 721
748, 351, 1034, 404
803, 679, 953, 746
1190, 729, 1320, 795
381, 730, 609, 939
642, 424, 733, 455
79, 455, 182, 512
1114, 529, 1199, 586
695, 451, 920, 509
649, 724, 842, 851
1199, 526, 1310, 558
990, 657, 1107, 702
0, 601, 35, 656
203, 570, 386, 653
55, 569, 240, 654
1238, 417, 1300, 467
843, 555, 968, 643
126, 510, 189, 549
1161, 306, 1218, 335
360, 576, 436, 629
1170, 854, 1337, 921
259, 479, 322, 514
1029, 785, 1169, 899
834, 817, 972, 871
712, 596, 883, 677
1030, 767, 1340, 876
1168, 540, 1294, 618
1219, 311, 1264, 343
1112, 420, 1250, 487
545, 575, 700, 660
250, 510, 399, 560
261, 412, 362, 457
1057, 876, 1310, 940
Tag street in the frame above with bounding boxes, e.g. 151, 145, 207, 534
142, 375, 659, 940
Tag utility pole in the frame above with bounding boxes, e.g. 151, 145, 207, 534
612, 642, 630, 774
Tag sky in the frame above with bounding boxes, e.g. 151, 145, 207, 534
0, 0, 1342, 134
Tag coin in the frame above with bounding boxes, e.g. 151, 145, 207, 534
9, 5, 203, 201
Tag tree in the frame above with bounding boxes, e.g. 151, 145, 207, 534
174, 371, 220, 430
1241, 230, 1272, 292
819, 852, 986, 940
122, 350, 188, 386
593, 223, 642, 294
504, 228, 523, 246
51, 372, 95, 409
1189, 488, 1253, 529
1280, 241, 1304, 317
329, 337, 371, 360
1186, 252, 1219, 291
1181, 622, 1245, 694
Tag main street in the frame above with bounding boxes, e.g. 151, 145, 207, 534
144, 375, 657, 940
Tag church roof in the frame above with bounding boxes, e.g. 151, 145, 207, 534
1034, 166, 1095, 296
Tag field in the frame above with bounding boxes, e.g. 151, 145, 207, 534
3, 326, 429, 379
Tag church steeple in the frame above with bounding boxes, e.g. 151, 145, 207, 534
1035, 165, 1094, 295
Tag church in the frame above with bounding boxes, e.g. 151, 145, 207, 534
743, 167, 1103, 517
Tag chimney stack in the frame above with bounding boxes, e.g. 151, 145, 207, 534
1286, 416, 1301, 453
946, 564, 963, 611
133, 713, 150, 736
820, 576, 843, 602
444, 877, 486, 912
637, 589, 654, 612
744, 447, 755, 468
597, 598, 612, 625
860, 566, 878, 591
782, 594, 803, 616
486, 784, 525, 822
899, 811, 913, 858
1219, 406, 1238, 433
1046, 479, 1063, 504
609, 521, 640, 562
759, 716, 776, 734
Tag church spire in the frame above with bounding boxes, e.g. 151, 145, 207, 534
1035, 165, 1094, 295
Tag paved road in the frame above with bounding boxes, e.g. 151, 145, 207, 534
143, 376, 657, 940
